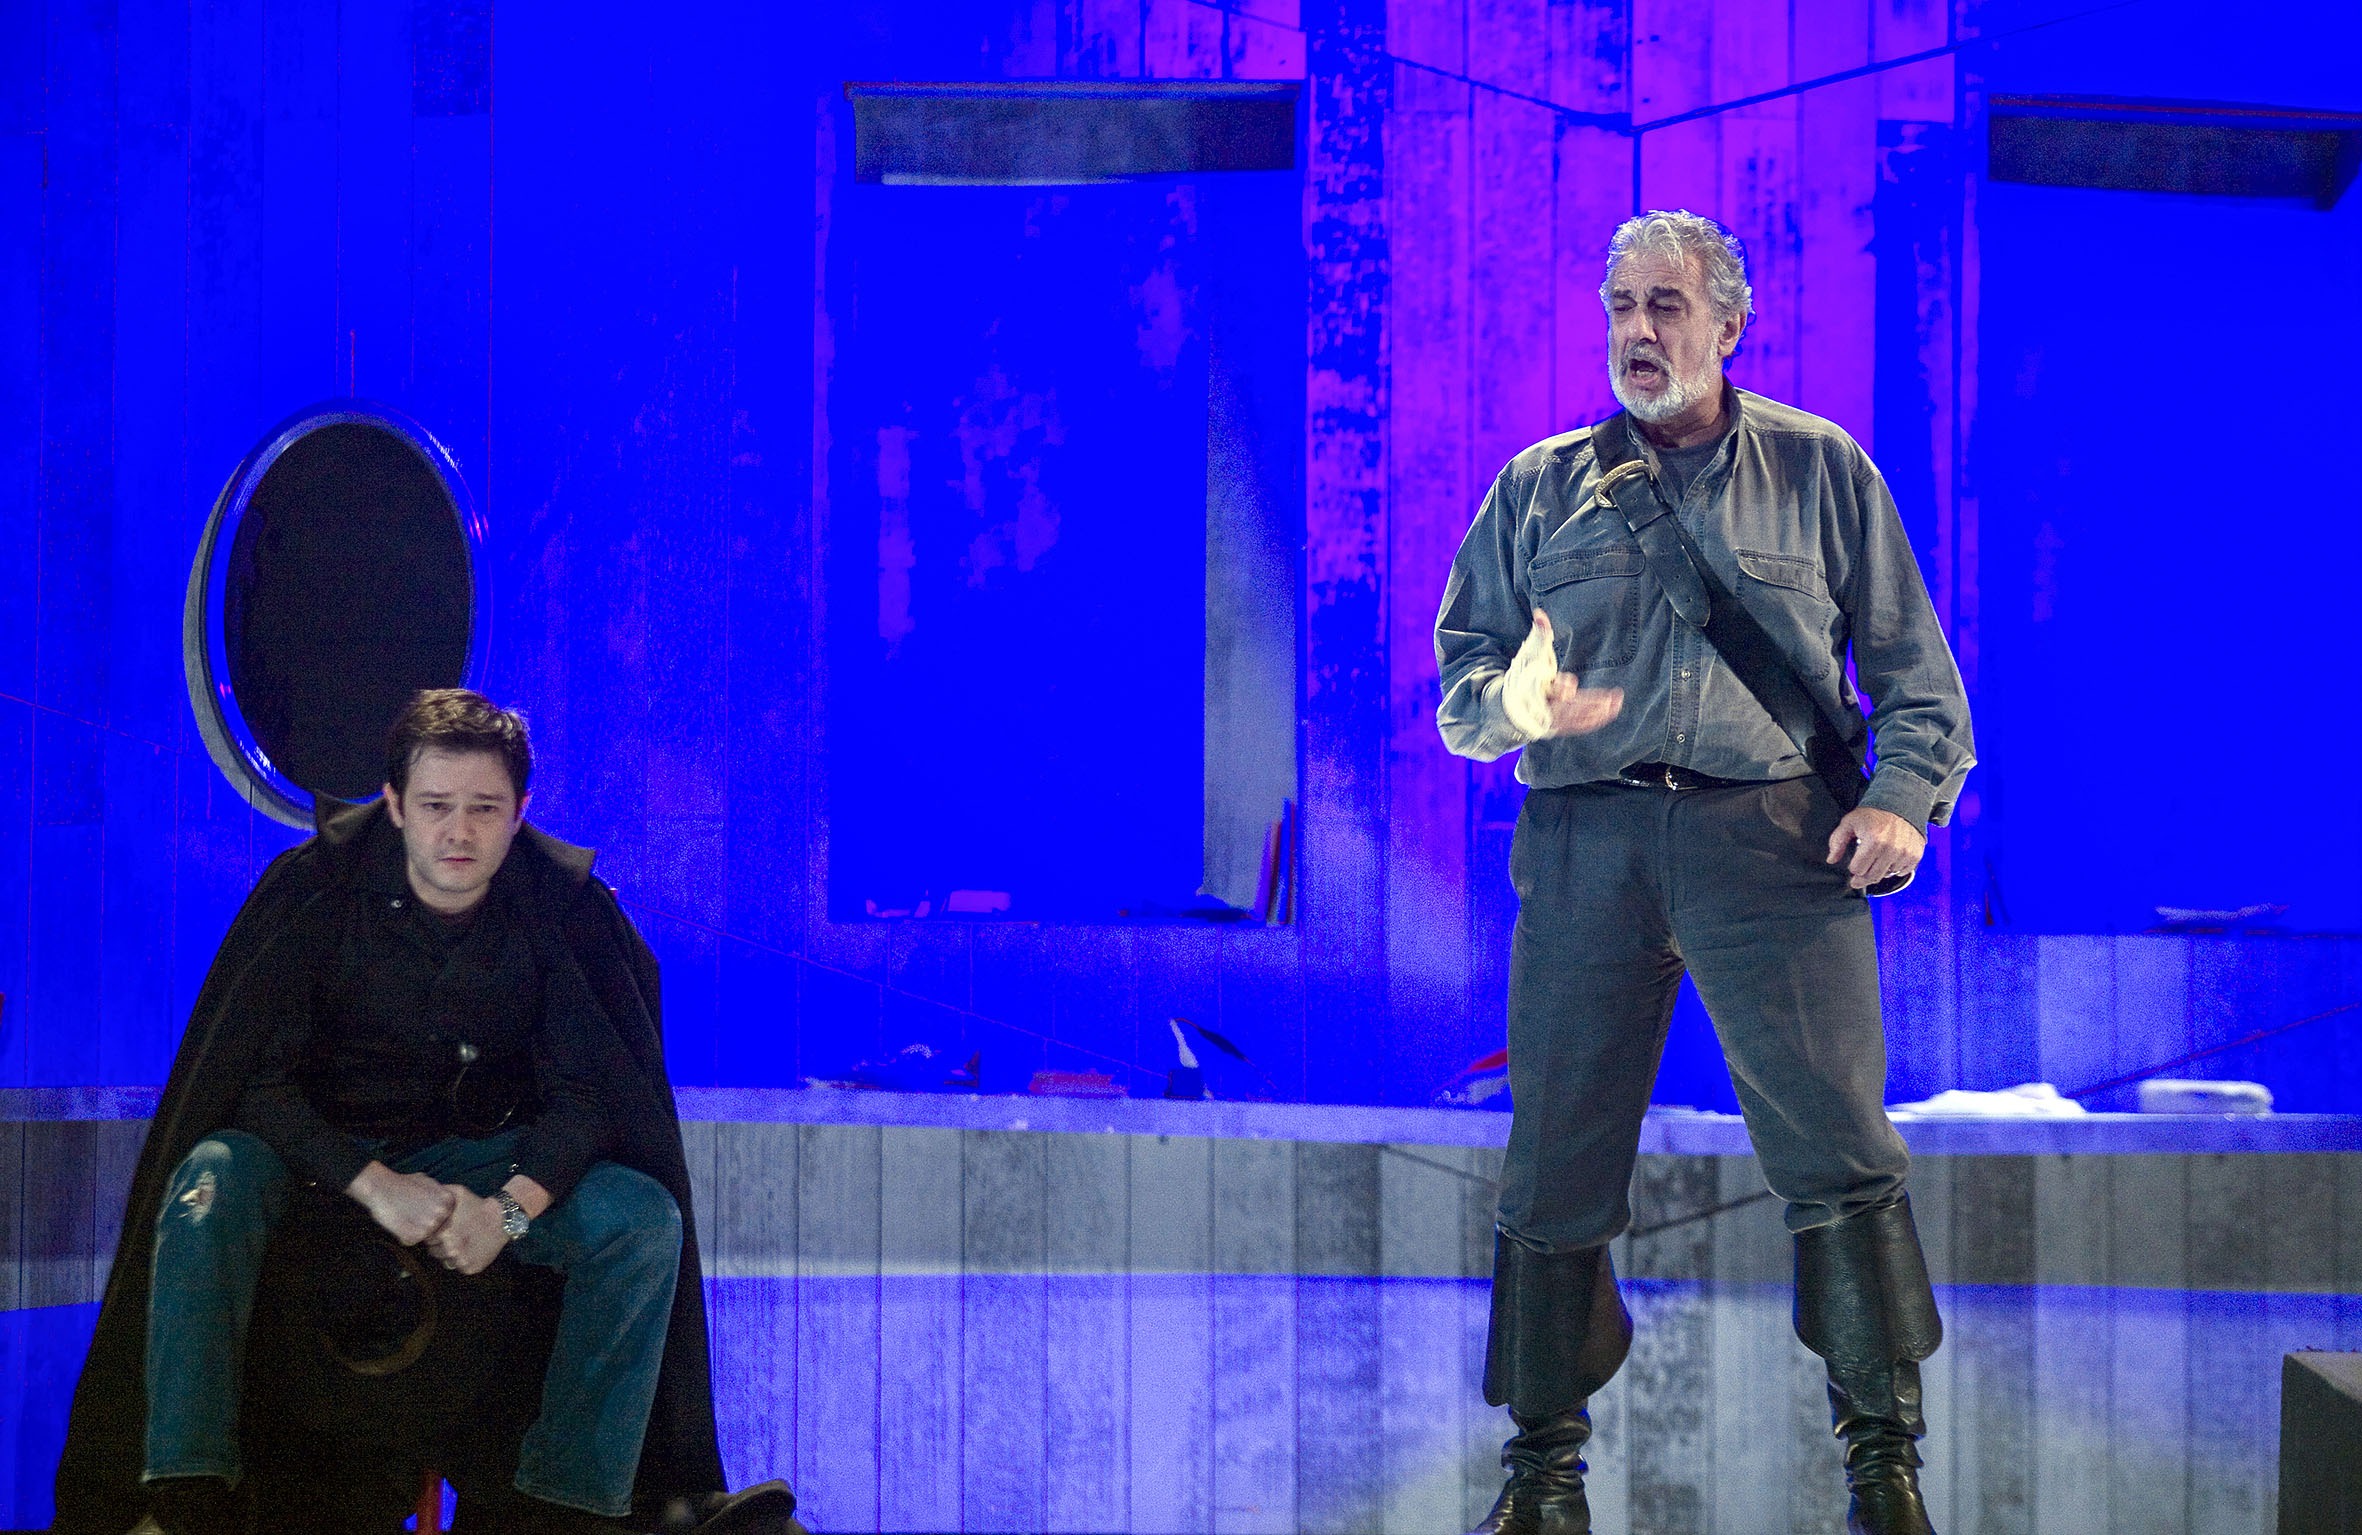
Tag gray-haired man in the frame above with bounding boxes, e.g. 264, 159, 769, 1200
1435, 211, 1975, 1535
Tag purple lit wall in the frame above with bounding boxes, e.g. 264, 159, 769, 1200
5, 0, 2360, 1113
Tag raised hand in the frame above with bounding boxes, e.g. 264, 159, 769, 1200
1503, 612, 1624, 740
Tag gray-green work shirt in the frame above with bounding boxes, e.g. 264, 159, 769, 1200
1433, 386, 1975, 827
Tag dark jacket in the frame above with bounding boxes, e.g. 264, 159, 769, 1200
51, 799, 731, 1532
231, 835, 613, 1203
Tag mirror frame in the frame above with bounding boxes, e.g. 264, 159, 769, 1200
182, 400, 489, 829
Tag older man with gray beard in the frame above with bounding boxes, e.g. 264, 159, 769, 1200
1434, 211, 1975, 1535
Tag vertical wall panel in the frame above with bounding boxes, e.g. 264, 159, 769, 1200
1301, 0, 1391, 1108
1793, 0, 1871, 82
19, 1123, 95, 1309
1796, 76, 1878, 446
1950, 1157, 2032, 1535
259, 0, 340, 412
2186, 1152, 2267, 1533
707, 1122, 798, 1490
1143, 0, 1225, 77
1550, 124, 1628, 431
1131, 928, 1220, 1101
2105, 1155, 2187, 1535
1871, 0, 1946, 63
1470, 92, 1557, 487
1636, 114, 1717, 218
111, 0, 190, 751
1876, 53, 1952, 122
1226, 13, 1310, 78
29, 714, 103, 1085
1130, 1135, 1214, 1533
1710, 1160, 1791, 1530
1051, 929, 1135, 1071
1211, 1139, 1296, 1534
1387, 0, 1465, 77
97, 736, 173, 1085
962, 1129, 1047, 1533
1072, 0, 1147, 76
1377, 1146, 1464, 1533
337, 0, 414, 404
0, 1122, 23, 1315
1719, 99, 1802, 406
877, 1125, 963, 1533
1382, 62, 1472, 1110
1294, 1142, 1383, 1532
1045, 1134, 1130, 1533
2034, 935, 2115, 1096
2031, 1155, 2110, 1535
1708, 0, 1789, 102
0, 134, 35, 710
0, 705, 31, 1089
1546, 0, 1628, 115
1467, 0, 1547, 102
187, 0, 266, 508
1629, 0, 1712, 124
795, 1123, 879, 1532
1625, 1157, 1715, 1531
35, 0, 117, 725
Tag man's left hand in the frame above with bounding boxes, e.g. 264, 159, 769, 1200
422, 1188, 511, 1276
1825, 806, 1925, 891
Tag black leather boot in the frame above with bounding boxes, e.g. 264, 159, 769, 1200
138, 1476, 243, 1535
1829, 1360, 1935, 1535
1469, 1406, 1594, 1535
1471, 1235, 1632, 1535
1794, 1195, 1944, 1535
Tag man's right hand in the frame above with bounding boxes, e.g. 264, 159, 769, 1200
345, 1161, 458, 1246
1503, 612, 1624, 740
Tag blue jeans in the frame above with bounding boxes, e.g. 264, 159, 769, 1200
146, 1129, 682, 1517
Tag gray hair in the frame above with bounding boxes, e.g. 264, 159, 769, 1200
1598, 210, 1754, 328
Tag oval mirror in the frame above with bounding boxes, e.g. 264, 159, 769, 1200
183, 402, 487, 829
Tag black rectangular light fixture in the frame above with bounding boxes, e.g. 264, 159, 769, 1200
846, 81, 1301, 185
1988, 95, 2362, 209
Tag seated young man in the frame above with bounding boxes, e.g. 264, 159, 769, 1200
52, 691, 794, 1535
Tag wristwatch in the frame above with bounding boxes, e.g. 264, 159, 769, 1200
493, 1189, 531, 1242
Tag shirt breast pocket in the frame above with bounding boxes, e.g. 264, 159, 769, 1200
1529, 544, 1646, 672
1734, 549, 1841, 675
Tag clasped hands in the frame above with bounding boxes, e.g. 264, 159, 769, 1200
344, 1163, 514, 1277
1503, 611, 1925, 891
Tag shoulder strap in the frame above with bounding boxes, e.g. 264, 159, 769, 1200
1591, 416, 1898, 862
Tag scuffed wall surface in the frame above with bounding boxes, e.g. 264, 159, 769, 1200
6, 0, 2358, 1109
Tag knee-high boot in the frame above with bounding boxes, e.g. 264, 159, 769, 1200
1469, 1234, 1633, 1535
1794, 1194, 1944, 1535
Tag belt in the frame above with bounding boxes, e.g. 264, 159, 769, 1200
1611, 761, 1755, 791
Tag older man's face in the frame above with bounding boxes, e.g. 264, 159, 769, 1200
1605, 249, 1743, 423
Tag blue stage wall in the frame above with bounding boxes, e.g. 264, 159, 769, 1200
4, 0, 2361, 1112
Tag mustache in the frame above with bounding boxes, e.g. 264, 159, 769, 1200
1621, 343, 1671, 371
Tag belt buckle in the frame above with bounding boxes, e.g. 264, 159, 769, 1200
1660, 763, 1681, 790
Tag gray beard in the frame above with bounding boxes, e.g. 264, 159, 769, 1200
1612, 355, 1723, 423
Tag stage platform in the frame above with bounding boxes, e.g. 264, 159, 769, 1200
0, 1089, 2355, 1533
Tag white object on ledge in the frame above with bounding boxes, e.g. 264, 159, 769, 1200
1888, 1082, 2089, 1119
2137, 1079, 2274, 1115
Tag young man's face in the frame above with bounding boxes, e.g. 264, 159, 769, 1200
382, 747, 526, 915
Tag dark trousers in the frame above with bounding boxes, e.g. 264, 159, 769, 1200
147, 1130, 683, 1518
1497, 776, 1912, 1251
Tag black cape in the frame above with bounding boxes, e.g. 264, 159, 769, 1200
51, 799, 732, 1532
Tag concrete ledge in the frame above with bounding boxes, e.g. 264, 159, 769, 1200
4, 1084, 2358, 1154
